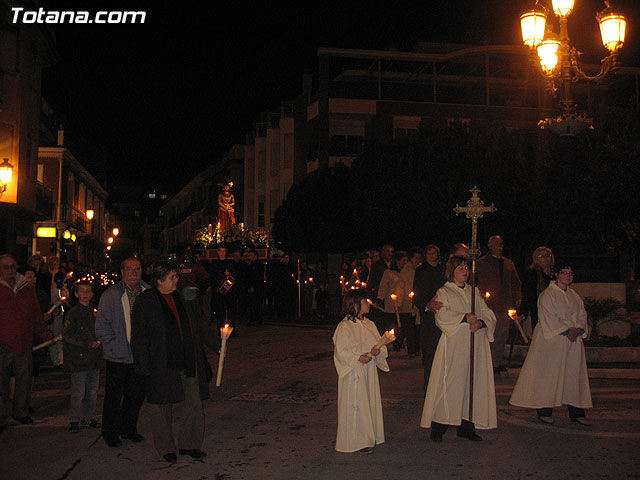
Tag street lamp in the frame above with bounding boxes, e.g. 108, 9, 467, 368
112, 227, 119, 236
86, 207, 95, 221
0, 158, 14, 198
519, 0, 627, 135
107, 237, 114, 244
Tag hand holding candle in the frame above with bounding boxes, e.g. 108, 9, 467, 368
216, 324, 233, 387
366, 329, 396, 358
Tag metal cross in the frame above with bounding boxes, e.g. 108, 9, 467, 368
453, 186, 497, 258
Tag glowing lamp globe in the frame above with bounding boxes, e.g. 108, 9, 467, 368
0, 158, 14, 185
537, 39, 560, 72
86, 208, 94, 220
520, 7, 547, 48
552, 0, 574, 17
597, 9, 626, 52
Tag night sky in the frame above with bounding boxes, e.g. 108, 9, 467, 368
39, 0, 640, 193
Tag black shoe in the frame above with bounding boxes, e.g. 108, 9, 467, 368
179, 449, 207, 459
457, 430, 482, 441
103, 433, 122, 447
163, 453, 177, 463
122, 433, 144, 442
430, 431, 443, 442
68, 422, 79, 434
16, 416, 33, 425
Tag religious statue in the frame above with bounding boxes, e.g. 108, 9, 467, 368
218, 181, 236, 229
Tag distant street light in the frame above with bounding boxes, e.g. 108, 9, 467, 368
112, 227, 119, 236
107, 237, 114, 244
519, 0, 627, 135
86, 208, 95, 220
0, 158, 14, 198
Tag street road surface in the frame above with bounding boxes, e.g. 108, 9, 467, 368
1, 325, 639, 479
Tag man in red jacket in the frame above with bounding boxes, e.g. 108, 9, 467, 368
0, 254, 54, 431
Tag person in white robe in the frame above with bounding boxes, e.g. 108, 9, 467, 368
420, 255, 497, 442
510, 263, 592, 425
333, 289, 390, 453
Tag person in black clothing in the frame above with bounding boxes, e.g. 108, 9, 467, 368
243, 250, 264, 324
207, 246, 234, 328
367, 245, 395, 333
519, 246, 555, 333
412, 245, 446, 393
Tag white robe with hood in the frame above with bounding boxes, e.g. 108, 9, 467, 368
420, 282, 497, 430
333, 316, 389, 452
510, 281, 592, 409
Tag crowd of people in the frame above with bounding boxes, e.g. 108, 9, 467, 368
333, 238, 593, 452
0, 237, 593, 460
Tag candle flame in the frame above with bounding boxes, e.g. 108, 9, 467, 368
361, 282, 367, 288
390, 329, 395, 335
485, 292, 491, 298
366, 298, 373, 305
390, 294, 398, 301
409, 291, 415, 298
508, 309, 517, 319
224, 324, 230, 329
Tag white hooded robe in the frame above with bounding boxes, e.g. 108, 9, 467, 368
333, 316, 389, 452
510, 281, 592, 409
420, 282, 497, 430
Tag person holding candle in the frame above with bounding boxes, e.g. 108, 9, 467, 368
420, 256, 497, 442
131, 261, 221, 463
377, 251, 407, 350
333, 289, 390, 454
510, 262, 592, 425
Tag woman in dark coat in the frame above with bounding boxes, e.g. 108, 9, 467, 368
520, 246, 555, 332
131, 261, 220, 463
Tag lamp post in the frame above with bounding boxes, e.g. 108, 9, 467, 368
519, 0, 627, 135
0, 158, 14, 198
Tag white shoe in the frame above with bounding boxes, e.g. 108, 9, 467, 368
538, 416, 554, 424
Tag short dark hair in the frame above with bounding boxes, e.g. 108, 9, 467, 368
151, 261, 178, 288
120, 256, 141, 270
74, 280, 94, 292
445, 256, 470, 282
342, 289, 370, 322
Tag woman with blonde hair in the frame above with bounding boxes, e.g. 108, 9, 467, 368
520, 246, 555, 332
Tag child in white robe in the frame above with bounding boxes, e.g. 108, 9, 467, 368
333, 289, 389, 453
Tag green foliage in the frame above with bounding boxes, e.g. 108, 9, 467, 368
583, 297, 629, 339
272, 109, 640, 255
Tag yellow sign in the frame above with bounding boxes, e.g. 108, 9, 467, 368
36, 227, 57, 238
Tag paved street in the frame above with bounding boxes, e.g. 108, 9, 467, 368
2, 324, 639, 480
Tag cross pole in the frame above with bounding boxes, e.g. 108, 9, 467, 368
453, 186, 497, 423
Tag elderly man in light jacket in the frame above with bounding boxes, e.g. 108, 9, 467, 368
95, 257, 150, 447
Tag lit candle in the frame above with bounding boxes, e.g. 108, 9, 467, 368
366, 329, 397, 358
485, 291, 491, 299
389, 294, 402, 328
408, 291, 415, 299
508, 309, 529, 344
216, 324, 234, 387
508, 309, 517, 319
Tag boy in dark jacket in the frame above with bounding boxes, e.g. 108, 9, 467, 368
63, 281, 103, 433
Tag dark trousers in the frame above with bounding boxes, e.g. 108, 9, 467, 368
420, 311, 441, 394
102, 360, 145, 437
247, 291, 263, 324
401, 313, 418, 355
537, 405, 585, 419
431, 419, 476, 436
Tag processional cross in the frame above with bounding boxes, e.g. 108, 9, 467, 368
453, 186, 497, 422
